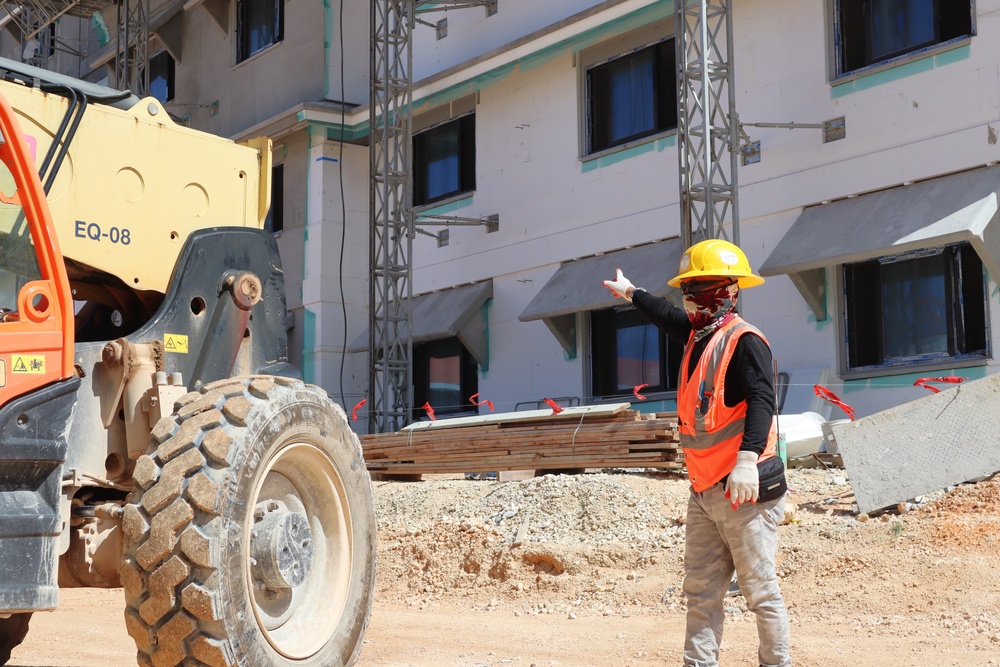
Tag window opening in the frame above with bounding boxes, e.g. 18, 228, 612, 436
264, 162, 283, 234
586, 39, 676, 154
591, 305, 682, 398
413, 114, 476, 206
237, 0, 284, 63
413, 337, 478, 420
835, 0, 973, 76
843, 242, 988, 372
148, 50, 175, 103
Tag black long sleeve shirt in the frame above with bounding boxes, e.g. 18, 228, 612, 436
632, 289, 776, 456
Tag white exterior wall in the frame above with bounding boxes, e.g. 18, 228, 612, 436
169, 4, 325, 137
411, 0, 610, 80
402, 0, 1000, 420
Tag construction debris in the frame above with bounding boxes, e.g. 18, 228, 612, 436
361, 403, 681, 475
832, 373, 1000, 514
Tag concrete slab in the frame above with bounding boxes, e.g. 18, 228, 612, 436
831, 373, 1000, 514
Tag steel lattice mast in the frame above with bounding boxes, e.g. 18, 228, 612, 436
676, 0, 739, 247
115, 0, 150, 97
369, 0, 415, 433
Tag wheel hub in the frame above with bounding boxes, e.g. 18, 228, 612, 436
251, 508, 314, 590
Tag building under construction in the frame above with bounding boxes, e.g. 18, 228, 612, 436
2, 0, 999, 433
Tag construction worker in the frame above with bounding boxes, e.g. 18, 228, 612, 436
603, 239, 791, 667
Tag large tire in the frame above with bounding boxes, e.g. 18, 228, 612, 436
121, 376, 376, 667
0, 613, 31, 665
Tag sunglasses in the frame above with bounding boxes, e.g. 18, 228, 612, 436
680, 278, 736, 295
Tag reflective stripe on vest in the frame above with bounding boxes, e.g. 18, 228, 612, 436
677, 317, 777, 492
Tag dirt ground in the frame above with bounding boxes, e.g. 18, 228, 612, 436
10, 467, 1000, 667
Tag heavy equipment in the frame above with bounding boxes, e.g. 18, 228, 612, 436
0, 57, 376, 666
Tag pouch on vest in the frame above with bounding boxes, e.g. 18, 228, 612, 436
757, 455, 787, 502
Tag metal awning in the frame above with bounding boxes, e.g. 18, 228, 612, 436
760, 164, 1000, 320
518, 238, 684, 355
348, 280, 493, 367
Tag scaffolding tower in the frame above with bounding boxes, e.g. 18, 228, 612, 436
368, 1, 736, 431
368, 0, 492, 433
0, 0, 150, 97
676, 0, 740, 248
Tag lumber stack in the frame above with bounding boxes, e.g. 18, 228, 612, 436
361, 403, 682, 474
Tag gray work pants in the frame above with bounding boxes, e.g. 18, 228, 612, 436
682, 483, 791, 667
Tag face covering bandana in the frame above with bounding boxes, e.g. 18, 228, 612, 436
682, 280, 739, 340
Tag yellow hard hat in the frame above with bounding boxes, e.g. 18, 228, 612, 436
668, 239, 765, 288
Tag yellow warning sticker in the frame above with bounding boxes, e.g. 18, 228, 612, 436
0, 359, 6, 387
12, 355, 45, 374
164, 334, 189, 354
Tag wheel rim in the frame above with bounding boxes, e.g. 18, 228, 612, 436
246, 442, 353, 659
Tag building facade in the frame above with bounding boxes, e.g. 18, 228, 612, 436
5, 0, 999, 431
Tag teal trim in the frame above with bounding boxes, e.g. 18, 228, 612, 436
934, 44, 970, 67
417, 195, 473, 217
413, 1, 675, 111
325, 120, 370, 142
842, 365, 988, 392
807, 270, 831, 331
992, 284, 999, 301
479, 299, 491, 373
807, 312, 832, 331
830, 45, 968, 98
302, 308, 317, 384
656, 135, 675, 151
581, 139, 656, 172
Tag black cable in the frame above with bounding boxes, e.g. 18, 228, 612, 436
337, 0, 349, 413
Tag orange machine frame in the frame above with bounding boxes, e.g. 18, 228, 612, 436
0, 93, 75, 407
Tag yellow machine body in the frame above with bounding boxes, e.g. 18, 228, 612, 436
0, 80, 271, 294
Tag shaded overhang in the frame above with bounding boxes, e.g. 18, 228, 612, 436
518, 238, 684, 355
760, 164, 1000, 320
348, 280, 493, 367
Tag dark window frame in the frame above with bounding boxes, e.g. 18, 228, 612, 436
585, 38, 677, 155
842, 242, 989, 373
590, 305, 683, 400
264, 162, 283, 234
413, 113, 476, 207
412, 337, 479, 421
834, 0, 974, 77
236, 0, 284, 64
148, 50, 175, 103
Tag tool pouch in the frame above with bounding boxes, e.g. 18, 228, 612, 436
757, 455, 788, 503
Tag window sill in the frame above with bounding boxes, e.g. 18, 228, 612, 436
581, 128, 677, 165
589, 389, 677, 404
233, 40, 283, 71
830, 36, 971, 88
413, 192, 474, 216
841, 354, 988, 381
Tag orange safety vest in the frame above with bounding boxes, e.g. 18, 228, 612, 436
677, 316, 777, 492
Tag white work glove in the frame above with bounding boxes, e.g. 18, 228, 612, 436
603, 268, 636, 302
724, 451, 759, 509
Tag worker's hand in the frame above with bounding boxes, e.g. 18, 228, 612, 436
724, 451, 759, 509
603, 268, 635, 302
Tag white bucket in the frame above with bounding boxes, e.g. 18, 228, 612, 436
820, 419, 851, 454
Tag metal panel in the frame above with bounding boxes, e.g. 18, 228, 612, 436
760, 165, 1000, 281
519, 239, 685, 322
350, 280, 493, 366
